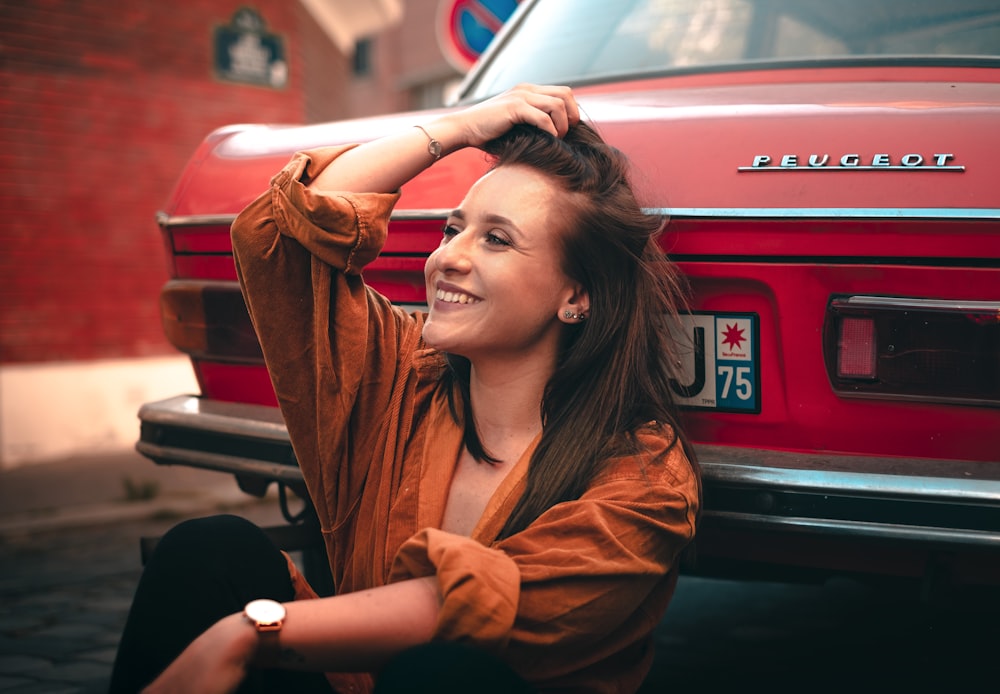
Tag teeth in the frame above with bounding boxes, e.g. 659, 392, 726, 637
436, 289, 479, 305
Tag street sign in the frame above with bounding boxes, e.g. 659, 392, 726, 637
437, 0, 520, 72
213, 8, 287, 88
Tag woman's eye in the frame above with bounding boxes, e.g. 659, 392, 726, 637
486, 231, 511, 247
442, 224, 460, 239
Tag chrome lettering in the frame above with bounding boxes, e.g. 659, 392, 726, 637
740, 152, 964, 172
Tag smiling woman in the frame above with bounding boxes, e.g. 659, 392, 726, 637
110, 84, 702, 694
422, 165, 581, 368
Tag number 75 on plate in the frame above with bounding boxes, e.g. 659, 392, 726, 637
669, 313, 760, 413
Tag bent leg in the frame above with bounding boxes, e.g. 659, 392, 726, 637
108, 514, 330, 693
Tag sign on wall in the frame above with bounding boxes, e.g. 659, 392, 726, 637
437, 0, 521, 73
214, 7, 288, 88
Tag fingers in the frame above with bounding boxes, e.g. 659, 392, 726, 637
510, 84, 579, 138
434, 84, 581, 151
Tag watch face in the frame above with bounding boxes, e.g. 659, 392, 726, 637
245, 599, 286, 626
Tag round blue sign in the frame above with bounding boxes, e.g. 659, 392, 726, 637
439, 0, 520, 71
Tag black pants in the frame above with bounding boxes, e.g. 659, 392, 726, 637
109, 514, 533, 694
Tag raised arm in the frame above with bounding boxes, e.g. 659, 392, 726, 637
308, 84, 580, 194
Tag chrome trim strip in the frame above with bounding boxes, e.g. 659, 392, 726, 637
136, 441, 304, 484
156, 208, 1000, 228
138, 395, 289, 442
651, 207, 1000, 220
701, 462, 1000, 502
390, 210, 453, 220
156, 212, 238, 227
157, 209, 455, 228
705, 512, 1000, 548
695, 443, 1000, 490
839, 295, 1000, 313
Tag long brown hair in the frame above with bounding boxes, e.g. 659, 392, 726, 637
444, 122, 700, 539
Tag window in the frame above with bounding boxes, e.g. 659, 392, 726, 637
353, 37, 372, 77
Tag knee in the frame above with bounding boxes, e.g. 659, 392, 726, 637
148, 514, 271, 572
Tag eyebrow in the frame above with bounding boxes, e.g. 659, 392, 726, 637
448, 209, 522, 234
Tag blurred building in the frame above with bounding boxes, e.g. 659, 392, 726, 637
0, 0, 514, 467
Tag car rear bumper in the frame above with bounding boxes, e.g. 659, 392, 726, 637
137, 395, 303, 495
137, 395, 1000, 550
695, 444, 1000, 549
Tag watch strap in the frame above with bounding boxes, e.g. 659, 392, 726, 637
244, 599, 285, 666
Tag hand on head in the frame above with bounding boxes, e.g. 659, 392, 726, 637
305, 85, 582, 205
444, 84, 581, 150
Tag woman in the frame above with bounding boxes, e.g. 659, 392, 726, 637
110, 84, 701, 693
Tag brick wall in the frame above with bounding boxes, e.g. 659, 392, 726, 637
0, 1, 334, 364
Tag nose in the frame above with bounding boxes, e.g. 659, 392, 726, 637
431, 229, 474, 274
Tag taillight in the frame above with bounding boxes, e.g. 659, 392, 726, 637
160, 279, 262, 362
824, 295, 1000, 406
836, 317, 877, 379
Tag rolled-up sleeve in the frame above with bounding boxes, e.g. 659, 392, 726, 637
389, 429, 699, 684
231, 146, 414, 534
389, 528, 522, 651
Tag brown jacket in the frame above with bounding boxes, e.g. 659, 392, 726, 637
231, 146, 700, 693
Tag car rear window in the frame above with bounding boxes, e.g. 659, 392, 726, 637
463, 0, 1000, 99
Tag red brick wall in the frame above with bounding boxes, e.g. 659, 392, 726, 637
0, 1, 329, 363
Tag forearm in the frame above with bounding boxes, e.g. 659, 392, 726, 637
257, 576, 441, 672
308, 118, 464, 194
308, 84, 580, 194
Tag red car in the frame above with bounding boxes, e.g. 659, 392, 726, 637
139, 0, 1000, 589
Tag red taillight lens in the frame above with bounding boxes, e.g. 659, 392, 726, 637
825, 296, 1000, 406
837, 317, 877, 379
160, 279, 262, 363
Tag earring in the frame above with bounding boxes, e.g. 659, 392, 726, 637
563, 310, 587, 321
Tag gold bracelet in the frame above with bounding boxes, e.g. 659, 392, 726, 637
414, 125, 442, 161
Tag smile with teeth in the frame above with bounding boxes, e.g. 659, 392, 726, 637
436, 288, 480, 305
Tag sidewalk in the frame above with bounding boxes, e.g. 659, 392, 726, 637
0, 449, 272, 538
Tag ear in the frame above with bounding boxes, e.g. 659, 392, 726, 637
557, 284, 590, 323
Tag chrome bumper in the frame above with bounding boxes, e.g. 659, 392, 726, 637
137, 395, 1000, 548
137, 395, 302, 491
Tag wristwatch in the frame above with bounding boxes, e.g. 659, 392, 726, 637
415, 125, 442, 161
244, 598, 286, 663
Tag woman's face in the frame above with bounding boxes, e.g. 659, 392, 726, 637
422, 165, 585, 364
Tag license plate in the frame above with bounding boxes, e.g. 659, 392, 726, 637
669, 312, 760, 413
